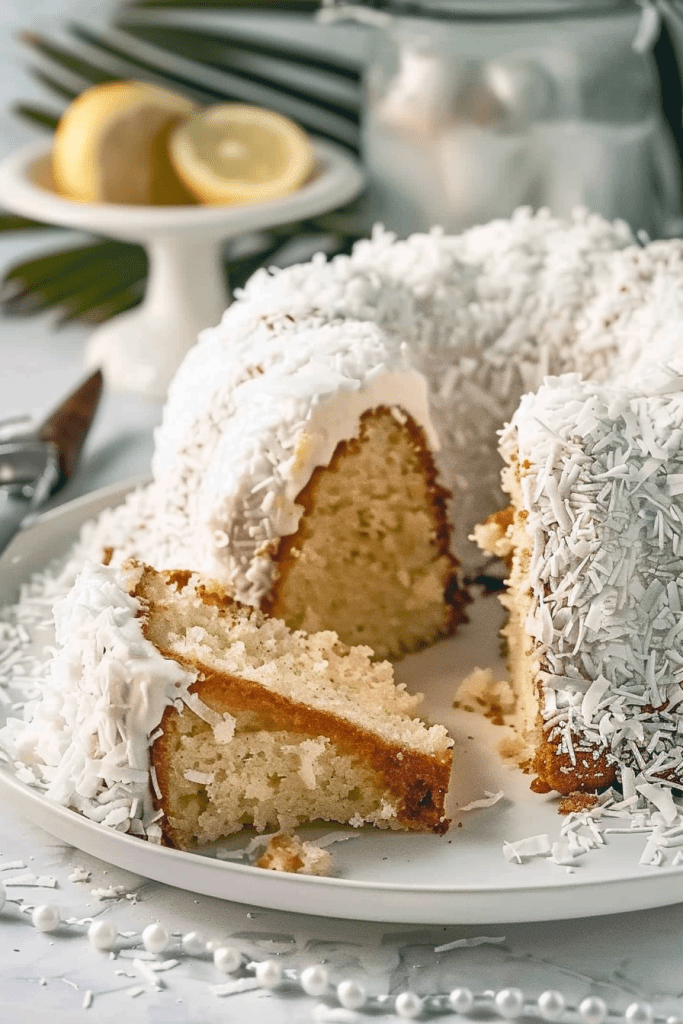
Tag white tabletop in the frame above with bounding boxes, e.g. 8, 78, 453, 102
1, 4, 683, 1023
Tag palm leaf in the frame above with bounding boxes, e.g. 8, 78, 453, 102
0, 214, 56, 232
1, 240, 148, 315
115, 8, 363, 77
104, 23, 360, 112
10, 103, 60, 132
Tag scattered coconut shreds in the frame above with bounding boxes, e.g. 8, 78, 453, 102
434, 936, 506, 953
503, 835, 552, 863
505, 786, 683, 869
119, 949, 157, 962
0, 861, 26, 871
313, 1007, 361, 1024
311, 831, 362, 849
458, 791, 504, 812
91, 886, 126, 901
133, 959, 165, 992
4, 874, 57, 888
149, 960, 180, 972
68, 867, 91, 883
210, 978, 261, 998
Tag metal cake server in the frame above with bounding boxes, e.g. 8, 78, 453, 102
0, 368, 103, 557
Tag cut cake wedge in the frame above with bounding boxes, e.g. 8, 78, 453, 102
6, 560, 453, 849
136, 562, 453, 847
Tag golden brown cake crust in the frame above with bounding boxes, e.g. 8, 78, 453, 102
151, 662, 452, 846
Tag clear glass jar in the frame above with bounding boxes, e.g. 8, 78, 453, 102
329, 0, 681, 236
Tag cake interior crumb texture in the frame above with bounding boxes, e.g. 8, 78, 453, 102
267, 408, 464, 660
134, 567, 453, 849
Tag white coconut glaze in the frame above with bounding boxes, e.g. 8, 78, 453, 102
0, 561, 198, 840
500, 368, 683, 785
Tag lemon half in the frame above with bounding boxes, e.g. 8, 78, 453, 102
169, 103, 316, 206
52, 80, 199, 205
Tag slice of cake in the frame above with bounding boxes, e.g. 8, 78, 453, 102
4, 560, 452, 848
474, 368, 683, 796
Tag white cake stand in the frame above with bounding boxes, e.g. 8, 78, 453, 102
0, 139, 365, 400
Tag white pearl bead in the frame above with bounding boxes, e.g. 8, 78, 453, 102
300, 965, 329, 996
495, 988, 525, 1019
579, 996, 608, 1024
449, 987, 474, 1013
395, 991, 423, 1018
255, 959, 283, 989
32, 905, 60, 933
181, 931, 206, 956
88, 919, 117, 951
625, 1003, 654, 1024
538, 990, 566, 1021
337, 979, 366, 1010
213, 946, 242, 974
142, 922, 169, 954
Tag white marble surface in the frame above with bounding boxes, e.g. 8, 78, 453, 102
1, 3, 683, 1023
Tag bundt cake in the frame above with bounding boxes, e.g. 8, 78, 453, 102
4, 560, 452, 847
10, 206, 683, 847
474, 367, 683, 796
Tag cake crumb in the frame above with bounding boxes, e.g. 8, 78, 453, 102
455, 668, 515, 725
558, 792, 599, 815
497, 734, 527, 765
255, 833, 333, 876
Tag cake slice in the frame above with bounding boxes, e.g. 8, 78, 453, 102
5, 560, 452, 848
474, 369, 683, 796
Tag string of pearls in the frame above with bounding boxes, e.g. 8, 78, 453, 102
15, 891, 682, 1024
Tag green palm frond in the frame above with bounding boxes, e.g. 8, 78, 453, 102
0, 2, 366, 326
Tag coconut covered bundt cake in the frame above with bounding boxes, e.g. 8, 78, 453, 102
474, 368, 683, 796
3, 560, 452, 847
14, 206, 683, 844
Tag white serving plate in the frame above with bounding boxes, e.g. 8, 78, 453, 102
0, 482, 681, 925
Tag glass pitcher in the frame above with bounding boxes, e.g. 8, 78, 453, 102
324, 0, 682, 237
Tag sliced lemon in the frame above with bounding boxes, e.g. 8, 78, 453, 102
52, 80, 199, 205
168, 103, 316, 206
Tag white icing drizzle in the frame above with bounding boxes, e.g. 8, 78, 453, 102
0, 561, 197, 837
501, 367, 683, 789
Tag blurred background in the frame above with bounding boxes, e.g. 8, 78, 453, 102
3, 0, 683, 340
